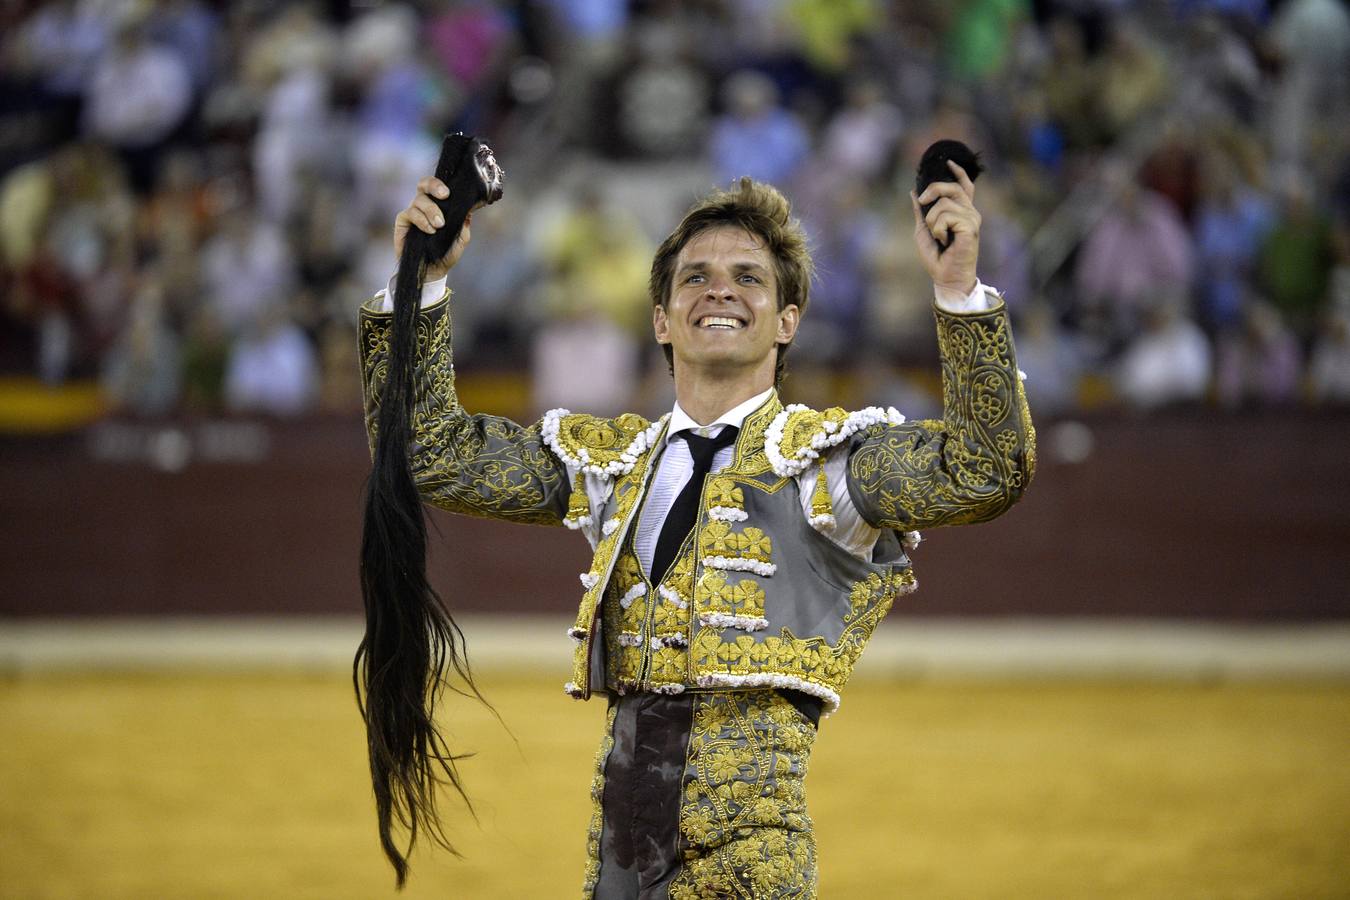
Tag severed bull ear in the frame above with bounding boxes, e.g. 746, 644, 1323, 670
915, 139, 983, 254
357, 134, 504, 889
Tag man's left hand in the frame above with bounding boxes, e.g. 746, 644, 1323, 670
911, 160, 981, 299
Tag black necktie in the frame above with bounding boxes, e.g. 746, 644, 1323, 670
650, 426, 739, 584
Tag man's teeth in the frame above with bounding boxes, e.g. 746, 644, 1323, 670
699, 316, 743, 329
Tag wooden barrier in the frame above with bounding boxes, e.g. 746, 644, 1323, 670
2, 411, 1347, 620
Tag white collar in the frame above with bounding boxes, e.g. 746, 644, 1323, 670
664, 387, 775, 446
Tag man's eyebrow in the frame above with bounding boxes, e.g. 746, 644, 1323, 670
675, 260, 772, 275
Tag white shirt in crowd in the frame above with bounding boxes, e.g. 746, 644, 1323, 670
84, 41, 193, 148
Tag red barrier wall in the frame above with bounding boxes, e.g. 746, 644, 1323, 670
2, 412, 1347, 620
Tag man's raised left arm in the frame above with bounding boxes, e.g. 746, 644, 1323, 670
845, 161, 1036, 530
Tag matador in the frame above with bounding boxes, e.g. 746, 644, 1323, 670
360, 166, 1035, 897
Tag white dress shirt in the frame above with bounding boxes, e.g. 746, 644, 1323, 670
632, 388, 774, 576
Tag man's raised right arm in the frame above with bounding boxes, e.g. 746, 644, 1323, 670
358, 177, 570, 526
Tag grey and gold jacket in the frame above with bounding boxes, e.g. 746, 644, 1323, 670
359, 289, 1035, 715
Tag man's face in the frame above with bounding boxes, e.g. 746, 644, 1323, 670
653, 225, 799, 379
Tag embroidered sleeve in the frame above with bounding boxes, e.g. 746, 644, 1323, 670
844, 302, 1036, 529
359, 292, 570, 525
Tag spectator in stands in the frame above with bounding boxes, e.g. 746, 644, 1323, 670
865, 193, 941, 362
425, 0, 515, 96
346, 6, 444, 226
1013, 92, 1065, 176
1041, 16, 1100, 150
14, 239, 81, 385
943, 0, 1027, 84
1257, 177, 1335, 338
1193, 145, 1276, 332
252, 12, 337, 225
1075, 173, 1196, 353
1308, 305, 1350, 404
1214, 301, 1302, 408
200, 203, 296, 334
83, 18, 194, 193
10, 0, 111, 138
294, 181, 362, 302
1014, 301, 1083, 419
1141, 134, 1201, 225
146, 0, 221, 99
785, 0, 879, 73
797, 182, 882, 363
318, 321, 362, 414
181, 307, 229, 413
138, 150, 210, 313
102, 275, 180, 416
709, 70, 809, 188
1096, 19, 1172, 141
539, 0, 629, 49
818, 79, 903, 186
1268, 0, 1350, 176
1117, 297, 1213, 409
0, 155, 56, 281
223, 308, 319, 417
438, 197, 536, 365
1182, 12, 1263, 122
530, 189, 649, 414
540, 187, 653, 336
971, 181, 1032, 315
615, 21, 709, 159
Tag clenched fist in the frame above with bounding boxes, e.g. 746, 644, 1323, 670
393, 177, 477, 282
911, 160, 981, 300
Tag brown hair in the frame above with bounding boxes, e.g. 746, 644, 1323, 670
649, 177, 812, 385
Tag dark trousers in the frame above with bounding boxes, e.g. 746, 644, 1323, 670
586, 689, 819, 899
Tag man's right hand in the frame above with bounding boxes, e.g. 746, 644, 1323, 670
393, 177, 474, 282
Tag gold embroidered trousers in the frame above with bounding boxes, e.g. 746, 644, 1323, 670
584, 689, 817, 899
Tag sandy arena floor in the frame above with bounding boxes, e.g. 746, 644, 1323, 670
2, 671, 1347, 899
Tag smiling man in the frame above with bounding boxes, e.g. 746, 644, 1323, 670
360, 172, 1035, 898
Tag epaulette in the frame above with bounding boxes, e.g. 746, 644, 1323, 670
765, 403, 907, 532
541, 409, 667, 529
764, 404, 906, 477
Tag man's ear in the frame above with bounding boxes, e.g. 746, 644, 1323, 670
653, 303, 671, 345
776, 304, 800, 345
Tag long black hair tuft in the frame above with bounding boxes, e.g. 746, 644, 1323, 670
356, 134, 503, 887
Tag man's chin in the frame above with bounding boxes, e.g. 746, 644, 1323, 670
672, 349, 770, 376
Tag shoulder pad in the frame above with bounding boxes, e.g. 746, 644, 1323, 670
764, 404, 906, 477
542, 409, 667, 477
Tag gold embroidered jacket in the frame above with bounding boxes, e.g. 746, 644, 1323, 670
359, 290, 1035, 715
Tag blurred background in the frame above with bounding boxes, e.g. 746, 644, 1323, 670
1, 0, 1348, 897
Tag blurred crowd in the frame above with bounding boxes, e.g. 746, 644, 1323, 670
1, 0, 1349, 422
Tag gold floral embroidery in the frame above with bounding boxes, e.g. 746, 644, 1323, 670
601, 549, 646, 688
695, 571, 767, 622
707, 477, 745, 510
648, 646, 689, 684
690, 571, 912, 713
360, 305, 572, 526
546, 410, 662, 476
670, 691, 816, 898
602, 535, 695, 693
847, 305, 1035, 530
570, 463, 652, 696
776, 407, 849, 463
698, 522, 773, 563
580, 702, 617, 898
